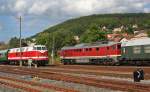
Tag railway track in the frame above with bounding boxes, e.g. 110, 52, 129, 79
0, 69, 78, 92
0, 80, 41, 92
54, 65, 150, 73
0, 65, 150, 92
38, 65, 150, 79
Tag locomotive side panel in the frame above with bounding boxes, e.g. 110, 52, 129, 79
60, 42, 121, 65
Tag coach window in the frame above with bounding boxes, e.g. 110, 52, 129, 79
133, 46, 141, 54
144, 46, 150, 53
89, 48, 92, 51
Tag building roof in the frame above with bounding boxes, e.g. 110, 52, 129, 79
62, 41, 119, 50
121, 37, 150, 47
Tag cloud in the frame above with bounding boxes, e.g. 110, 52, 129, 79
14, 0, 27, 12
0, 0, 150, 42
28, 1, 59, 15
1, 0, 149, 32
0, 0, 149, 18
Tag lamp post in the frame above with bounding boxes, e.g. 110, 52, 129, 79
19, 16, 22, 67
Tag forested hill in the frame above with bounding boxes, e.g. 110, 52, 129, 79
28, 13, 150, 52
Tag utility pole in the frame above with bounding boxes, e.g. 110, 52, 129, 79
51, 36, 55, 65
19, 16, 22, 67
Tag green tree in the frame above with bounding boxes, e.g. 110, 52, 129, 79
80, 24, 107, 43
147, 30, 150, 37
9, 37, 28, 48
0, 42, 8, 50
8, 37, 20, 48
125, 26, 134, 34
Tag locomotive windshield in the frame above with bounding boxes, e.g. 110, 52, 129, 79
33, 46, 47, 50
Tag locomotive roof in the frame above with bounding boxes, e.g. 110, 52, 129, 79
62, 41, 119, 50
122, 38, 150, 47
9, 45, 46, 50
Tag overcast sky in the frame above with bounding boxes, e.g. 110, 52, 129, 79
0, 0, 150, 42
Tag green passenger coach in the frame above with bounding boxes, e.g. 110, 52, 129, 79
121, 38, 150, 65
0, 50, 9, 64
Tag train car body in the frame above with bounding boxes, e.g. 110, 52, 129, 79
60, 41, 121, 65
0, 50, 9, 64
8, 45, 49, 65
120, 38, 150, 65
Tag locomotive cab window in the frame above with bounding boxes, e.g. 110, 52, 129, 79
33, 47, 36, 50
16, 49, 19, 52
33, 47, 42, 50
42, 47, 47, 50
37, 47, 41, 50
21, 48, 25, 52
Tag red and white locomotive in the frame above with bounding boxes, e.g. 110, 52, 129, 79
8, 45, 49, 65
60, 41, 121, 65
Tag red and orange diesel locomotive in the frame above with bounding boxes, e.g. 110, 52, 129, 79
60, 41, 121, 65
8, 45, 49, 65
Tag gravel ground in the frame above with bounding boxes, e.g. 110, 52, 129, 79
0, 65, 149, 92
33, 78, 123, 92
1, 70, 150, 92
0, 72, 123, 92
21, 75, 123, 92
0, 72, 23, 92
0, 85, 23, 92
